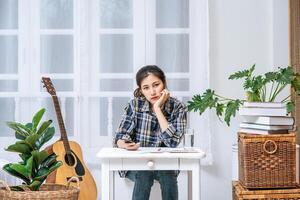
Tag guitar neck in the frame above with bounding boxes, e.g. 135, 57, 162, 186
52, 95, 71, 154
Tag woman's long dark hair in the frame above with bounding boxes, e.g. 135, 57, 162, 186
134, 65, 167, 97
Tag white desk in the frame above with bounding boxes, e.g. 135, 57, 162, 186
97, 147, 205, 200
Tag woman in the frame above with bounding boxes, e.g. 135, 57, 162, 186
114, 65, 187, 200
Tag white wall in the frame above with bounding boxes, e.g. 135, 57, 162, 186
202, 0, 288, 200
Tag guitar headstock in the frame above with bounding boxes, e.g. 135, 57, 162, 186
42, 77, 56, 96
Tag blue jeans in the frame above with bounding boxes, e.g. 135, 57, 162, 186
126, 170, 178, 200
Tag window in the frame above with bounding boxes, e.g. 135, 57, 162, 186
0, 0, 209, 163
0, 0, 19, 138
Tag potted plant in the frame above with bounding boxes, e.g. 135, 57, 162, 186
0, 108, 79, 200
187, 65, 300, 125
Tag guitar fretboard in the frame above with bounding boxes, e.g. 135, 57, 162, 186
52, 95, 71, 154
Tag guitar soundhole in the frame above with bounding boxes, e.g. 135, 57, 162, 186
65, 153, 76, 166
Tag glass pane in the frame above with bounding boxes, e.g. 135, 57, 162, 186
156, 34, 189, 73
156, 0, 189, 28
41, 98, 56, 134
182, 97, 190, 105
0, 36, 18, 73
65, 98, 74, 136
100, 0, 133, 28
99, 79, 132, 91
40, 35, 73, 73
41, 97, 74, 136
0, 80, 18, 92
40, 79, 73, 92
0, 98, 15, 137
112, 97, 130, 134
167, 79, 189, 91
100, 34, 133, 73
99, 97, 130, 136
0, 0, 18, 29
99, 97, 108, 136
40, 0, 73, 29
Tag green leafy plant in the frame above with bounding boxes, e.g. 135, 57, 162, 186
188, 65, 300, 126
2, 108, 62, 191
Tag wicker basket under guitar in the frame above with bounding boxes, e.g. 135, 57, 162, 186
238, 132, 297, 189
0, 177, 80, 200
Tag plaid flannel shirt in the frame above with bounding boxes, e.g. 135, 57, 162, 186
114, 96, 187, 148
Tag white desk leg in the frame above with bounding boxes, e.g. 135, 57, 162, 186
101, 161, 110, 200
192, 163, 200, 200
188, 171, 192, 200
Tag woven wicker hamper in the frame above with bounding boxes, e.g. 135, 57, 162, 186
0, 181, 79, 200
238, 132, 296, 189
233, 181, 300, 200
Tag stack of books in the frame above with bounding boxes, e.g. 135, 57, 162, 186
239, 102, 295, 135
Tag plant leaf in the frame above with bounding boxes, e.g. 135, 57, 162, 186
35, 167, 49, 180
24, 133, 40, 149
6, 122, 32, 134
216, 103, 224, 117
32, 108, 46, 132
264, 71, 277, 82
19, 153, 31, 163
2, 163, 30, 184
291, 77, 300, 94
187, 89, 217, 115
33, 166, 55, 183
28, 180, 43, 191
229, 64, 255, 80
14, 132, 26, 140
25, 156, 33, 178
251, 75, 264, 92
25, 123, 33, 130
243, 79, 252, 90
34, 161, 62, 183
48, 161, 63, 173
277, 66, 294, 84
10, 185, 26, 191
36, 120, 52, 135
224, 100, 242, 126
36, 127, 55, 149
41, 153, 58, 168
6, 141, 32, 154
286, 101, 295, 113
9, 163, 30, 179
248, 64, 256, 75
32, 150, 49, 166
6, 122, 31, 139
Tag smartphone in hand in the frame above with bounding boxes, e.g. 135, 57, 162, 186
124, 141, 140, 150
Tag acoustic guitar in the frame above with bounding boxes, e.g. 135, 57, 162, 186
42, 77, 97, 200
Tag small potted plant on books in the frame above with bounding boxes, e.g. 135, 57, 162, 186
188, 64, 300, 133
0, 108, 79, 200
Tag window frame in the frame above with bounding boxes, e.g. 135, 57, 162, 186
0, 0, 211, 165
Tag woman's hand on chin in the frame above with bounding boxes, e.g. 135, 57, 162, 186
153, 89, 170, 111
